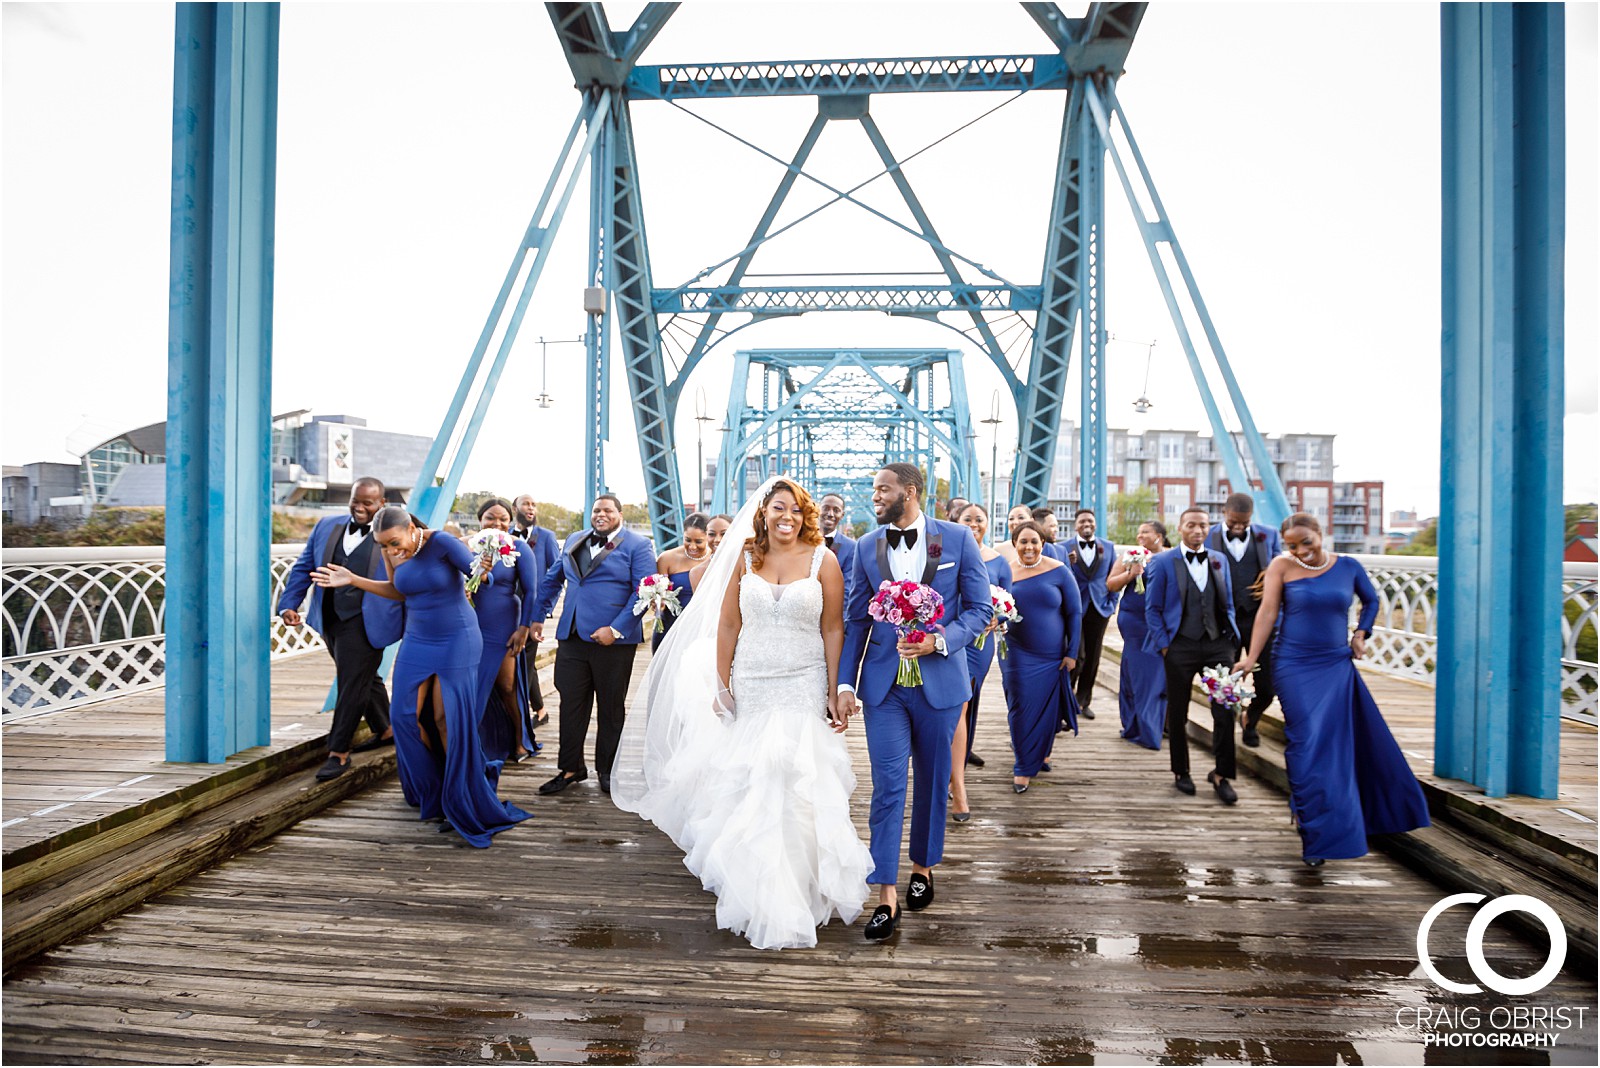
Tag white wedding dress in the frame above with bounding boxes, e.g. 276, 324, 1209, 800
612, 500, 873, 950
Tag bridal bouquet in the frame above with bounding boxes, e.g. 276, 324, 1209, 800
867, 580, 945, 687
632, 573, 683, 634
464, 529, 519, 602
1199, 665, 1255, 713
1122, 546, 1153, 592
975, 584, 1022, 660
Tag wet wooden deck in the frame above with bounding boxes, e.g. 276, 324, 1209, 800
4, 650, 1596, 1064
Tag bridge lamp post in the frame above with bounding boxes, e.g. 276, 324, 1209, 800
535, 336, 584, 409
694, 387, 715, 513
982, 391, 1003, 545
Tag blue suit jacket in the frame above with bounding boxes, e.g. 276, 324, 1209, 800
276, 515, 404, 648
513, 526, 561, 626
1141, 546, 1240, 654
828, 531, 858, 603
534, 528, 657, 644
1206, 521, 1283, 573
1042, 542, 1070, 563
1065, 535, 1119, 619
841, 517, 995, 707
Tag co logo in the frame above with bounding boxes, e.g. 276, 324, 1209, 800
1417, 893, 1567, 995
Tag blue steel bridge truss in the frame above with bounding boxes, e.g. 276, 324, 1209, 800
711, 349, 983, 526
407, 0, 1292, 549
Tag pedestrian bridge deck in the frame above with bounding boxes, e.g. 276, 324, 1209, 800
2, 640, 1595, 1064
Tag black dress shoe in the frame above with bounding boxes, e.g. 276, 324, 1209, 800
1208, 772, 1238, 805
1040, 761, 1051, 773
965, 751, 986, 768
599, 774, 611, 795
906, 872, 934, 911
864, 904, 900, 941
314, 755, 350, 782
1242, 726, 1261, 748
538, 771, 587, 795
1080, 707, 1096, 719
350, 734, 394, 753
1174, 774, 1196, 795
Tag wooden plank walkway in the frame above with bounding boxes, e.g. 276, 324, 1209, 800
4, 650, 1596, 1064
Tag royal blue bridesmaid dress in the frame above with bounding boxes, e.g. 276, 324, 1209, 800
650, 568, 695, 653
1000, 565, 1083, 778
472, 534, 540, 764
1273, 556, 1429, 860
391, 531, 531, 847
964, 554, 1013, 752
1116, 567, 1167, 750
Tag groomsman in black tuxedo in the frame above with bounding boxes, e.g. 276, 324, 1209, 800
510, 494, 562, 733
1206, 492, 1284, 747
1142, 507, 1242, 804
1066, 508, 1119, 719
276, 477, 403, 781
530, 493, 656, 796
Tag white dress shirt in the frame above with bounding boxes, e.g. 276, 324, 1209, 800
1225, 531, 1248, 562
1184, 548, 1211, 591
885, 513, 928, 582
342, 521, 370, 558
1077, 539, 1097, 568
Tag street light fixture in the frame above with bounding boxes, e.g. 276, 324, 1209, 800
694, 387, 716, 513
536, 335, 585, 409
981, 390, 1004, 545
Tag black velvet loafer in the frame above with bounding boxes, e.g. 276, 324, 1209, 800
864, 905, 900, 941
906, 872, 934, 912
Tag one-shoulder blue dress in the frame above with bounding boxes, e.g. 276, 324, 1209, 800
964, 553, 1013, 752
1000, 565, 1082, 778
1273, 556, 1429, 860
650, 568, 695, 652
1116, 567, 1167, 750
391, 532, 531, 847
472, 535, 539, 764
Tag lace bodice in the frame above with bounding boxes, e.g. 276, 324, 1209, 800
731, 545, 827, 686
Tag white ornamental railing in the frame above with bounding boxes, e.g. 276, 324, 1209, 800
1350, 554, 1598, 725
2, 545, 323, 718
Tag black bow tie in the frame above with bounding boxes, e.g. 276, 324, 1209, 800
348, 521, 370, 537
1080, 539, 1095, 551
1187, 550, 1208, 564
886, 528, 918, 550
824, 534, 835, 547
588, 532, 610, 548
1226, 530, 1248, 543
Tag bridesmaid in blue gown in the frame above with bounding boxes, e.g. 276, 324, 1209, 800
1235, 512, 1429, 866
1000, 521, 1082, 793
651, 513, 710, 652
470, 499, 540, 765
1108, 520, 1169, 750
315, 506, 530, 848
949, 503, 1013, 820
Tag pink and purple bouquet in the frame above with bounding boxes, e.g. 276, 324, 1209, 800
631, 573, 683, 634
464, 529, 519, 602
1122, 546, 1153, 592
975, 584, 1022, 660
1200, 665, 1255, 714
867, 579, 946, 687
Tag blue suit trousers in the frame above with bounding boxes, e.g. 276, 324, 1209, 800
863, 685, 963, 885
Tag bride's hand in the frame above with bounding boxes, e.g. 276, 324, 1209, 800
825, 694, 848, 734
712, 687, 736, 719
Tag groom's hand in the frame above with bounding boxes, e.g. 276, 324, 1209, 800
896, 634, 939, 659
836, 689, 860, 719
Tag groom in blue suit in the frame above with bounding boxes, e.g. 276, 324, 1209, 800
838, 464, 993, 941
1143, 506, 1242, 804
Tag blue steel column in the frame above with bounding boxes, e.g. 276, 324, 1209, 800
585, 105, 614, 511
165, 2, 279, 762
1077, 81, 1107, 520
1438, 3, 1564, 799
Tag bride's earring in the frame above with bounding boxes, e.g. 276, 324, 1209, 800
412, 528, 421, 554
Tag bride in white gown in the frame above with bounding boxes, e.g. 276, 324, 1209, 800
611, 477, 874, 949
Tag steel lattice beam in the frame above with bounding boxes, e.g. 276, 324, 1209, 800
656, 284, 1041, 314
629, 54, 1068, 100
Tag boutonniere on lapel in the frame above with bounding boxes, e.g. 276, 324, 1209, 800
1211, 559, 1223, 571
928, 543, 943, 560
1255, 532, 1266, 543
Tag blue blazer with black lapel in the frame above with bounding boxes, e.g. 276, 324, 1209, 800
276, 515, 404, 648
533, 528, 657, 644
1065, 536, 1120, 619
841, 517, 995, 708
1206, 521, 1283, 572
1140, 546, 1240, 655
827, 531, 858, 603
513, 525, 561, 627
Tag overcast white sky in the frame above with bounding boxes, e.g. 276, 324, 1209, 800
3, 1, 1596, 517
